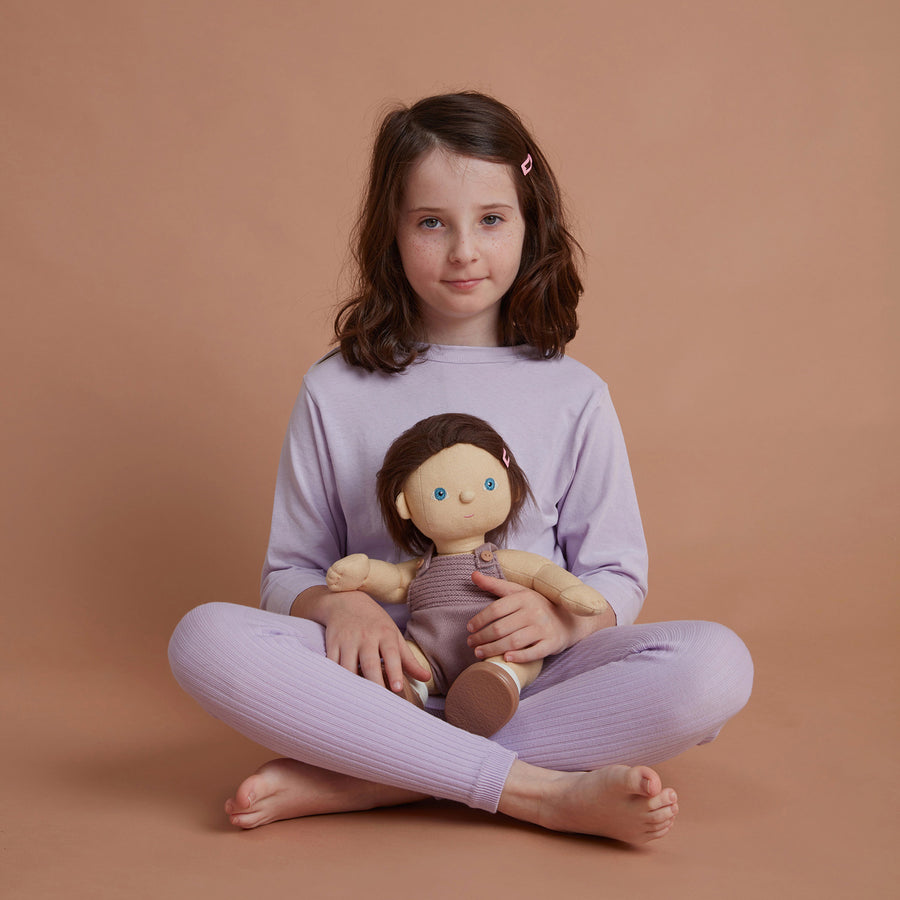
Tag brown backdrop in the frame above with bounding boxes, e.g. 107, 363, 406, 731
3, 1, 897, 898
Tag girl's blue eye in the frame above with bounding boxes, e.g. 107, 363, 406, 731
484, 478, 496, 491
433, 487, 447, 501
482, 214, 502, 226
421, 217, 441, 229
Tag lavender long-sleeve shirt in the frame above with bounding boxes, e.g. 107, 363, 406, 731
261, 344, 648, 626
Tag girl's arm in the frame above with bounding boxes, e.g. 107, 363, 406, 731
494, 549, 609, 617
261, 382, 351, 615
465, 381, 639, 661
326, 554, 420, 605
262, 376, 429, 690
550, 384, 648, 628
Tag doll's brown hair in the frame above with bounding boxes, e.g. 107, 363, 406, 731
377, 413, 533, 555
334, 92, 583, 373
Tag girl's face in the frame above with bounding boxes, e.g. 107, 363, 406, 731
396, 149, 525, 347
396, 443, 512, 554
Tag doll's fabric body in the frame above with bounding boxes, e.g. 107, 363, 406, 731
406, 543, 505, 694
169, 344, 754, 814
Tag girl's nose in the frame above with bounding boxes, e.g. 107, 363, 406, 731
448, 229, 478, 264
459, 489, 476, 504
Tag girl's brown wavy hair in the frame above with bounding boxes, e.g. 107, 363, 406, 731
377, 413, 533, 556
334, 92, 583, 373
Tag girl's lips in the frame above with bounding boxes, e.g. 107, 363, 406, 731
443, 278, 484, 290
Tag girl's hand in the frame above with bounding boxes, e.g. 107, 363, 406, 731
467, 570, 596, 663
321, 590, 431, 692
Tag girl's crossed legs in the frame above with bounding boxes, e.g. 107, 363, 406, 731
168, 603, 752, 844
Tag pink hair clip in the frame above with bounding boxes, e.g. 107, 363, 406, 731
502, 447, 511, 468
521, 153, 533, 176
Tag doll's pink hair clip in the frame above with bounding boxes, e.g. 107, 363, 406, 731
521, 154, 533, 176
502, 448, 511, 468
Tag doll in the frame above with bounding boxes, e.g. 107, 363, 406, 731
326, 413, 607, 737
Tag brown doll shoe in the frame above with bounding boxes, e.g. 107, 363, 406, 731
444, 661, 519, 737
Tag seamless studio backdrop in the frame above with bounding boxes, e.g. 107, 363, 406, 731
2, 2, 897, 898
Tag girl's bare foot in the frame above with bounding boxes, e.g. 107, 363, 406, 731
224, 758, 426, 829
498, 761, 678, 844
225, 758, 677, 844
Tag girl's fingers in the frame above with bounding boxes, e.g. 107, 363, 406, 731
381, 645, 406, 693
468, 609, 528, 647
472, 625, 543, 660
498, 641, 550, 664
325, 636, 354, 672
399, 641, 432, 682
466, 594, 523, 634
468, 598, 551, 641
354, 639, 431, 694
470, 570, 519, 599
358, 648, 387, 688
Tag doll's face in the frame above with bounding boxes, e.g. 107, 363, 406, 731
396, 443, 512, 547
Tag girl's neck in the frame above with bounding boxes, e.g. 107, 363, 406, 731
428, 334, 500, 348
421, 309, 501, 347
423, 326, 501, 348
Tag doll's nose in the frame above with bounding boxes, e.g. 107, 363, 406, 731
459, 490, 476, 504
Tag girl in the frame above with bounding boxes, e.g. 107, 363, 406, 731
168, 92, 753, 845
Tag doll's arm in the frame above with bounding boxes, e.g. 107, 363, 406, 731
326, 554, 420, 606
495, 549, 608, 617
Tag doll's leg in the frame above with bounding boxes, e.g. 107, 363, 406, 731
491, 620, 753, 769
168, 602, 515, 811
445, 657, 542, 737
492, 657, 543, 690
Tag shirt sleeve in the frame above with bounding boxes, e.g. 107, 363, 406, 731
259, 381, 347, 615
555, 384, 648, 626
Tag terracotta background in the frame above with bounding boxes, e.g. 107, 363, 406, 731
3, 1, 897, 897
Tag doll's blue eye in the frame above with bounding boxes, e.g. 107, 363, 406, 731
484, 478, 496, 491
433, 488, 447, 501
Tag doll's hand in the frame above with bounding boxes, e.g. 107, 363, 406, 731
322, 590, 431, 692
326, 553, 371, 593
466, 570, 585, 663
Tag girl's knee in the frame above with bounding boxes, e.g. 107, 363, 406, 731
682, 620, 754, 723
708, 621, 753, 707
168, 602, 253, 682
644, 620, 753, 737
170, 600, 236, 645
168, 602, 326, 684
169, 603, 219, 676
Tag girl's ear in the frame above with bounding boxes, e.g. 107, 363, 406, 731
396, 492, 412, 520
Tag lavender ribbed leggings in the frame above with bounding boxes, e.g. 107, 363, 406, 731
168, 602, 753, 813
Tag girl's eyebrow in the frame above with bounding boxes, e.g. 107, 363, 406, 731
406, 203, 517, 214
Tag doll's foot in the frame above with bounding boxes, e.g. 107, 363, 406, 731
224, 758, 427, 829
444, 661, 519, 736
499, 762, 679, 845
